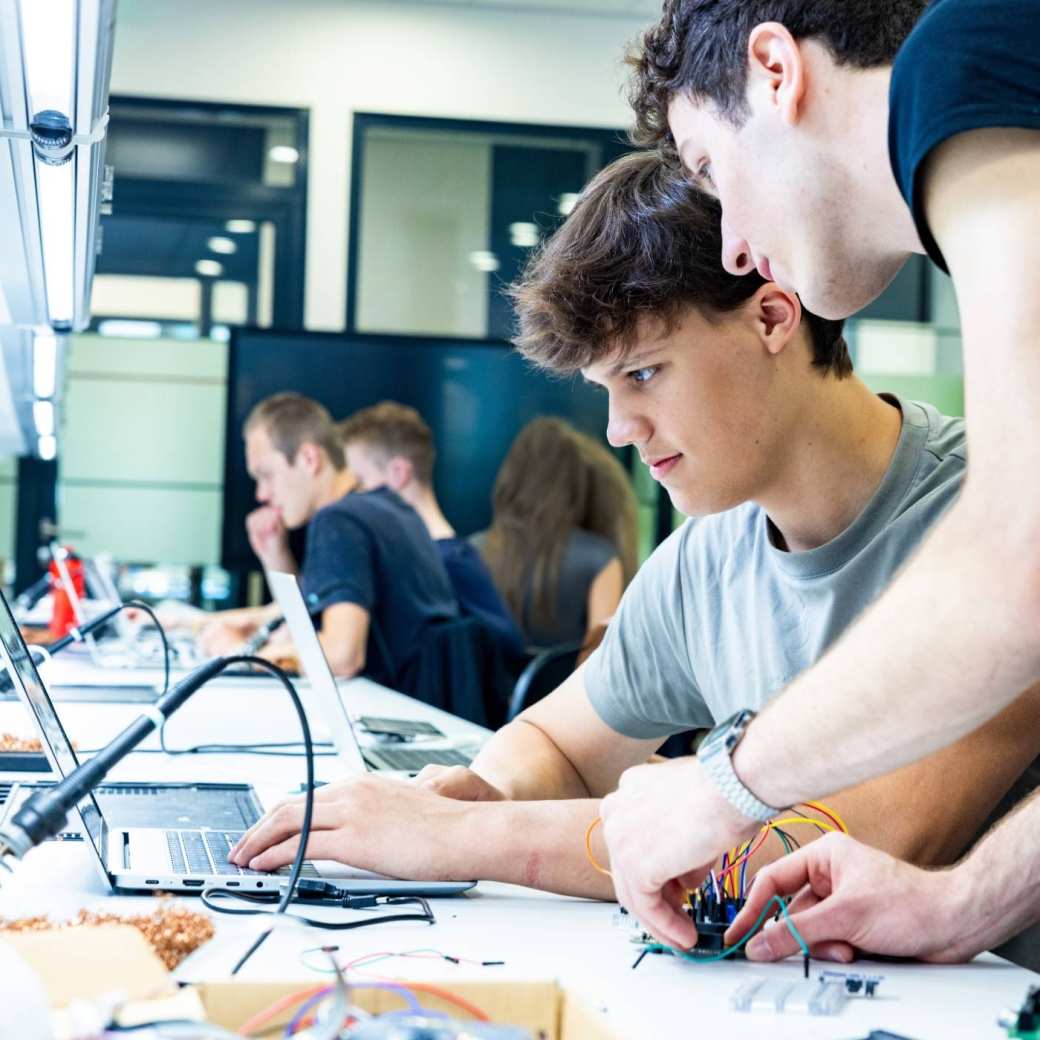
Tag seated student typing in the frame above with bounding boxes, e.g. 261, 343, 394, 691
228, 153, 1040, 894
201, 393, 457, 686
338, 401, 526, 663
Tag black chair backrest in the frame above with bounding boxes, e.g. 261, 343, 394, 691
402, 617, 515, 729
507, 640, 584, 722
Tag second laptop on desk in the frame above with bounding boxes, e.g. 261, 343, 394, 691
267, 570, 478, 776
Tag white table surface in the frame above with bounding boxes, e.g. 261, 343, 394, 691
0, 659, 1035, 1039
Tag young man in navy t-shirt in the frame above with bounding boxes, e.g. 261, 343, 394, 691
338, 401, 526, 663
590, 0, 1040, 959
200, 392, 456, 686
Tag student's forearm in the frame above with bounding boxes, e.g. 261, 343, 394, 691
469, 718, 593, 801
941, 787, 1040, 958
734, 491, 1040, 810
449, 799, 615, 899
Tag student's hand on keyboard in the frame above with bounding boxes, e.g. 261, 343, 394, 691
198, 617, 256, 657
415, 765, 507, 802
227, 774, 476, 878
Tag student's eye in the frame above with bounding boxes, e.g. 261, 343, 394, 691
627, 366, 658, 387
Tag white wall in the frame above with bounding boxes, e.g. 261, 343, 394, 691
111, 0, 645, 331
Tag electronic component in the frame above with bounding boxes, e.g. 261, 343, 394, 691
357, 715, 445, 741
730, 971, 884, 1016
628, 891, 748, 965
819, 970, 884, 997
731, 976, 848, 1016
999, 985, 1040, 1038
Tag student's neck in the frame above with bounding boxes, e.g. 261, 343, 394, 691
397, 482, 455, 540
844, 67, 923, 257
313, 470, 357, 514
763, 378, 903, 553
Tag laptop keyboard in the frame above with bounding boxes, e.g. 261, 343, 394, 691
164, 829, 318, 878
368, 745, 472, 771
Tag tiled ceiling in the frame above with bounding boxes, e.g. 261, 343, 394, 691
356, 0, 662, 18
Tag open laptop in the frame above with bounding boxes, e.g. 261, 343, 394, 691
0, 587, 474, 897
267, 571, 479, 775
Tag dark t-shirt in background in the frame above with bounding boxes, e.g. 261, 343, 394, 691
436, 537, 526, 660
889, 0, 1040, 271
472, 527, 617, 649
300, 487, 457, 688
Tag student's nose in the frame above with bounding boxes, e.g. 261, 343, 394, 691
607, 404, 650, 449
721, 217, 755, 277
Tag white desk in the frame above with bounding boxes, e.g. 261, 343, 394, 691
0, 661, 1036, 1039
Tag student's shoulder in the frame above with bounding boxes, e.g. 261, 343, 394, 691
903, 398, 966, 467
638, 505, 761, 586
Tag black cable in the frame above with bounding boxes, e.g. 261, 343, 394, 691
122, 599, 171, 697
190, 653, 316, 976
201, 890, 436, 931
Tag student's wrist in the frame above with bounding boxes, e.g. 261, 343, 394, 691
729, 715, 797, 811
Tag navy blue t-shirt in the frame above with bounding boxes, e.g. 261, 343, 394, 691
300, 487, 457, 687
889, 0, 1040, 272
436, 537, 525, 660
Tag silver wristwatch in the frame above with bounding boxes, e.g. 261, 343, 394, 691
696, 709, 784, 823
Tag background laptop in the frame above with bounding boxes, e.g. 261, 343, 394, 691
267, 571, 480, 775
0, 587, 261, 830
0, 587, 473, 897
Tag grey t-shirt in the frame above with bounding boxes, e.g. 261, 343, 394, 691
585, 396, 966, 739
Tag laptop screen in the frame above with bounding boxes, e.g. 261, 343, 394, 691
0, 589, 109, 875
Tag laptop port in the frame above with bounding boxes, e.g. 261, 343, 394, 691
183, 879, 204, 887
145, 879, 159, 885
226, 881, 240, 887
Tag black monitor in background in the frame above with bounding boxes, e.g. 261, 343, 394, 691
222, 328, 613, 573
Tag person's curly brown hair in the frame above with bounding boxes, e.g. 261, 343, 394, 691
627, 0, 927, 147
509, 149, 850, 378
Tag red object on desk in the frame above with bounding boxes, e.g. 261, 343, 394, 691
48, 551, 85, 639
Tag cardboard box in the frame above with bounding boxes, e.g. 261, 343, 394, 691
3, 925, 619, 1039
197, 979, 618, 1039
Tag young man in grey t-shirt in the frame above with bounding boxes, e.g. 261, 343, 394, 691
226, 153, 1040, 902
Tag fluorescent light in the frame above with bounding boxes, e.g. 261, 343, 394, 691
557, 193, 580, 216
225, 219, 256, 234
509, 222, 540, 248
37, 435, 56, 461
209, 324, 231, 343
268, 145, 299, 164
18, 0, 77, 120
33, 400, 54, 437
468, 250, 500, 273
195, 259, 224, 277
207, 236, 237, 255
97, 319, 162, 339
33, 331, 57, 398
35, 158, 76, 327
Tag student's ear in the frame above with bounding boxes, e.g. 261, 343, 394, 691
752, 285, 802, 357
746, 22, 807, 126
387, 456, 413, 492
296, 441, 322, 476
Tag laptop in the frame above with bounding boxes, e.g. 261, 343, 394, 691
0, 587, 474, 897
267, 571, 479, 775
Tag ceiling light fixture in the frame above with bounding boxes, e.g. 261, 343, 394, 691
37, 434, 57, 461
195, 259, 224, 278
268, 145, 299, 164
33, 399, 55, 437
207, 236, 237, 255
32, 331, 57, 398
508, 222, 540, 248
557, 193, 579, 216
225, 219, 256, 234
